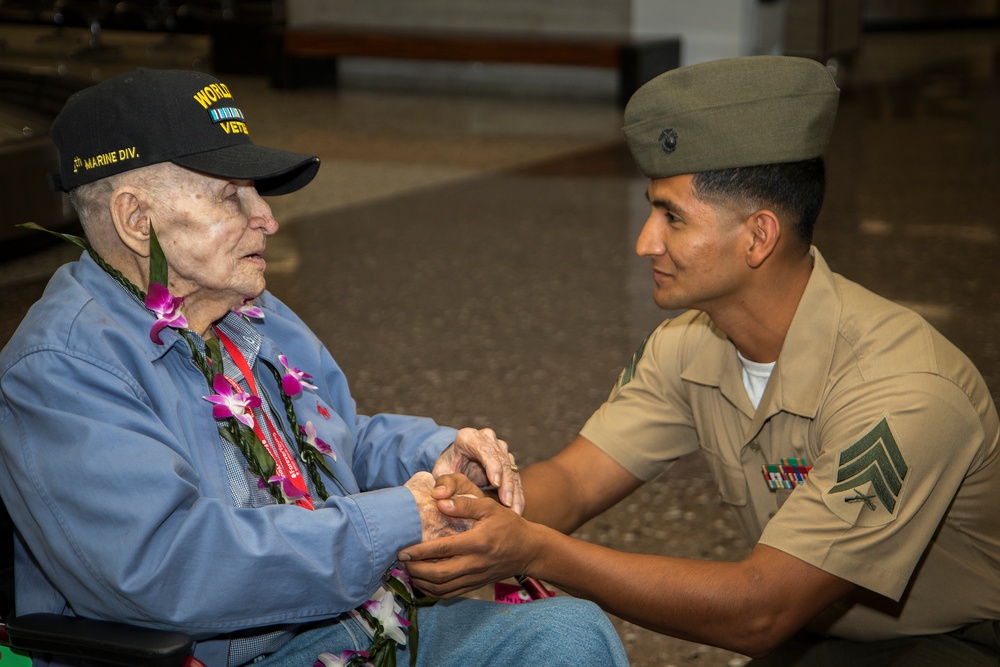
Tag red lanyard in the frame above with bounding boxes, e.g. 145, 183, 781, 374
214, 327, 314, 510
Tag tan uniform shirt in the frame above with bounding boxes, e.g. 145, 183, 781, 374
581, 248, 1000, 641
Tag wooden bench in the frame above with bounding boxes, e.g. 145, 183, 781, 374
268, 27, 680, 106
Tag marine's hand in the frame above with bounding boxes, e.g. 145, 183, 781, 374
404, 471, 474, 542
431, 472, 487, 503
398, 489, 540, 598
432, 427, 524, 515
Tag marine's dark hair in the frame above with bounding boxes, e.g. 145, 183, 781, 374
690, 157, 825, 245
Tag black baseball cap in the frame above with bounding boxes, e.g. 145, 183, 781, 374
48, 68, 320, 195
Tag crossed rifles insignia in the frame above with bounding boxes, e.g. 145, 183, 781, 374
824, 417, 909, 526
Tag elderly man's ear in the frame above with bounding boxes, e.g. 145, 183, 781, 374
110, 186, 152, 258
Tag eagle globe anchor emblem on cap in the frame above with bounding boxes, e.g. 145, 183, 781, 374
659, 128, 678, 154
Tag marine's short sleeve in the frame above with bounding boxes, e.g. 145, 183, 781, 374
580, 316, 705, 481
758, 372, 987, 601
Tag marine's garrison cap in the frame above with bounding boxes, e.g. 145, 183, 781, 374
623, 56, 840, 179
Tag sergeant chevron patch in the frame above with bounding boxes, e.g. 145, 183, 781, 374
823, 416, 909, 527
615, 330, 651, 391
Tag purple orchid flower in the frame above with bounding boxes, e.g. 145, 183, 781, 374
315, 650, 371, 667
145, 283, 188, 344
279, 354, 317, 396
202, 374, 260, 427
300, 421, 335, 460
232, 298, 265, 320
260, 475, 307, 502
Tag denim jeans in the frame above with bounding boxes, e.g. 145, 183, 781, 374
251, 596, 629, 666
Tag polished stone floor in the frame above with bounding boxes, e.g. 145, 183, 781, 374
1, 22, 999, 667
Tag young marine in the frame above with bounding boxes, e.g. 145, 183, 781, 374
401, 56, 1000, 666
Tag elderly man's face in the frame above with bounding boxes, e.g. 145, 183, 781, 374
146, 164, 278, 312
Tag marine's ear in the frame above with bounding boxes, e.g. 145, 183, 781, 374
745, 209, 780, 269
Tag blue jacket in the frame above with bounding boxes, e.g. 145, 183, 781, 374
0, 252, 455, 665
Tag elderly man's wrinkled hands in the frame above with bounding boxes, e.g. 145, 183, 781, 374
404, 471, 482, 543
432, 427, 524, 515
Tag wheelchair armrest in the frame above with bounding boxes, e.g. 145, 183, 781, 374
1, 612, 202, 667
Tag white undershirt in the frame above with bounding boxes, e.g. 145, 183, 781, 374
737, 350, 776, 409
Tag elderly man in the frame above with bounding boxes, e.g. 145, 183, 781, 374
401, 56, 1000, 666
0, 69, 627, 667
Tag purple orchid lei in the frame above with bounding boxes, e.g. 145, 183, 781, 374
141, 272, 422, 667
198, 296, 348, 503
137, 223, 348, 503
149, 286, 346, 503
21, 221, 342, 503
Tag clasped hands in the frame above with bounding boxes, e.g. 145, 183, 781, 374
402, 427, 538, 598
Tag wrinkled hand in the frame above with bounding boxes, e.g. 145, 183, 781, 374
432, 427, 524, 515
404, 472, 476, 542
398, 482, 537, 598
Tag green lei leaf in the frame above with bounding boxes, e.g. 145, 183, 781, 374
186, 331, 215, 386
18, 222, 89, 251
148, 223, 168, 287
406, 602, 419, 667
18, 223, 146, 304
204, 337, 225, 383
383, 576, 412, 604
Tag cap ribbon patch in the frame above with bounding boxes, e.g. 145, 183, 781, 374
209, 107, 245, 123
